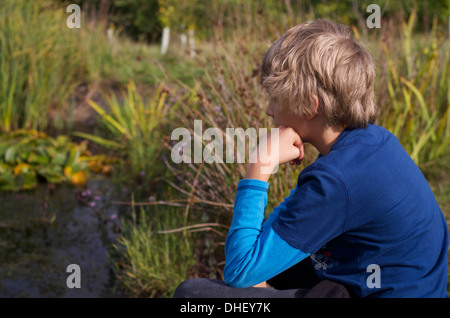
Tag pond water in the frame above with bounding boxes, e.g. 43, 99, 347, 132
0, 178, 124, 297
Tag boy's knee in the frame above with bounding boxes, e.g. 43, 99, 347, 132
304, 280, 352, 298
172, 278, 212, 298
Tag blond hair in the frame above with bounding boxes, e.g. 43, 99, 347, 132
261, 19, 377, 129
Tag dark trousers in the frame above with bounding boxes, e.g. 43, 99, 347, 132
173, 257, 352, 298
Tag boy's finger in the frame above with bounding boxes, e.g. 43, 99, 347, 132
293, 134, 303, 148
298, 144, 304, 160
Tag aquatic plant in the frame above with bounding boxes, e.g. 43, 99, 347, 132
0, 130, 115, 191
77, 81, 182, 180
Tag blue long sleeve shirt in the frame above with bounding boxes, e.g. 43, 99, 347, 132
223, 124, 448, 297
223, 179, 310, 288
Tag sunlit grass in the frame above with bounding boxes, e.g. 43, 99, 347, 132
0, 0, 80, 132
376, 10, 449, 165
113, 206, 197, 298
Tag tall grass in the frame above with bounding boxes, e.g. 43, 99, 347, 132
0, 0, 125, 133
114, 206, 197, 298
375, 10, 449, 165
0, 0, 80, 132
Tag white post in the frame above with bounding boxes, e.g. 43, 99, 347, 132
161, 26, 170, 55
180, 33, 187, 48
188, 28, 195, 57
107, 27, 114, 42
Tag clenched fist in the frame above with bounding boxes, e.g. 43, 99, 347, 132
246, 126, 304, 181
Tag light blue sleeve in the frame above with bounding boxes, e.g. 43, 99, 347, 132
223, 179, 310, 288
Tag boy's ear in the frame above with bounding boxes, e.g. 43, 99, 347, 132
307, 95, 319, 120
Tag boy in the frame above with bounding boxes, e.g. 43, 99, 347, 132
173, 19, 448, 298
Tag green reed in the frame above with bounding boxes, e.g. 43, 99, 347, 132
377, 10, 449, 165
0, 0, 118, 133
0, 1, 78, 132
114, 205, 197, 297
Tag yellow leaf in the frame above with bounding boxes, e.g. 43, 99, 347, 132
70, 171, 87, 186
89, 160, 103, 173
14, 163, 30, 175
64, 166, 72, 178
77, 156, 90, 162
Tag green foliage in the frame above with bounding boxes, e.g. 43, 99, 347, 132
111, 0, 162, 42
114, 207, 197, 298
0, 0, 117, 133
78, 81, 179, 179
72, 0, 449, 43
377, 10, 450, 165
377, 0, 450, 30
0, 130, 92, 191
0, 0, 81, 133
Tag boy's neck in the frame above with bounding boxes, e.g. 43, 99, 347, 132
314, 125, 345, 156
299, 116, 345, 156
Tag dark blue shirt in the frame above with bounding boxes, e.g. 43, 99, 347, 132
272, 124, 448, 297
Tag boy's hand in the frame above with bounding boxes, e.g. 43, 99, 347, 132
246, 126, 304, 181
252, 281, 268, 288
